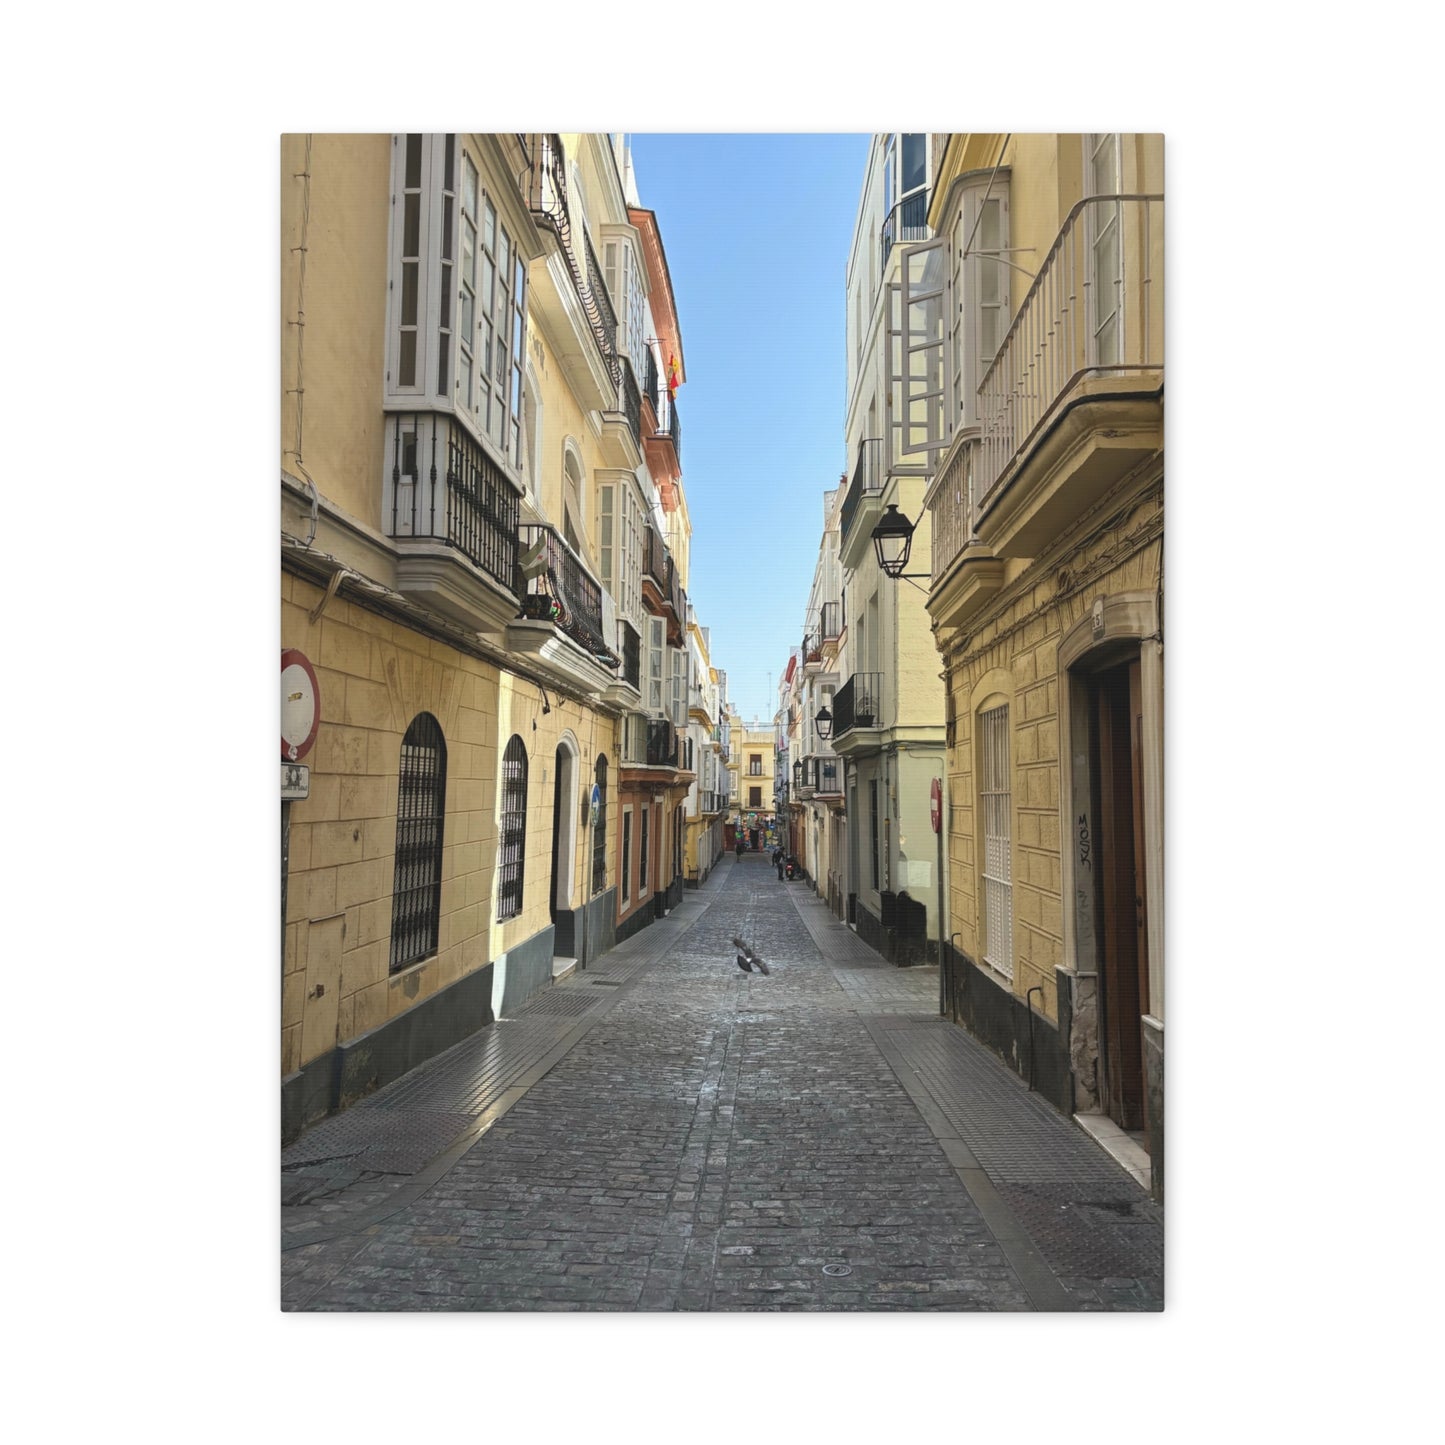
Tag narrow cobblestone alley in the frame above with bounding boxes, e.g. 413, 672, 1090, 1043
282, 854, 1161, 1311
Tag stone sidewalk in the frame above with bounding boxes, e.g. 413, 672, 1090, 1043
281, 853, 1162, 1310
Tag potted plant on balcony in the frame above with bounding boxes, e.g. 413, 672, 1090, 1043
521, 591, 562, 622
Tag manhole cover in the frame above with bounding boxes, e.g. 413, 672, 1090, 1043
821, 1264, 852, 1277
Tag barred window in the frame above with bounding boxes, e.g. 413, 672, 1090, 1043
390, 713, 447, 971
592, 754, 608, 895
498, 734, 528, 921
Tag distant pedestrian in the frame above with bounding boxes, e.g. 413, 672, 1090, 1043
776, 850, 785, 881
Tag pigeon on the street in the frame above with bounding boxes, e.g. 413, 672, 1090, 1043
731, 937, 771, 976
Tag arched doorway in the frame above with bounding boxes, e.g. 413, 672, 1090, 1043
550, 737, 579, 957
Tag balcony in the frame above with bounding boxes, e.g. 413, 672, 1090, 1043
526, 133, 619, 408
656, 393, 682, 469
975, 194, 1164, 558
621, 621, 641, 691
811, 755, 842, 798
818, 600, 842, 645
880, 188, 930, 272
383, 411, 520, 638
640, 525, 687, 646
647, 718, 679, 768
925, 439, 1006, 636
507, 523, 621, 692
839, 437, 884, 569
623, 716, 681, 771
794, 755, 840, 802
831, 672, 884, 756
600, 353, 644, 468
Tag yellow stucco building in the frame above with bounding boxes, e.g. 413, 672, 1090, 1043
915, 133, 1164, 1196
281, 134, 713, 1141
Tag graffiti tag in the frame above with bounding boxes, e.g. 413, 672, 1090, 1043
1077, 813, 1092, 869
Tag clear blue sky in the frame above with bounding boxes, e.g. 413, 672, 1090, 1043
627, 133, 871, 726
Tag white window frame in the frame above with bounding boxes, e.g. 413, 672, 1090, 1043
385, 135, 528, 477
646, 617, 666, 715
1085, 134, 1124, 369
386, 133, 439, 396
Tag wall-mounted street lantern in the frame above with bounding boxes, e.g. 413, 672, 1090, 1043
815, 705, 833, 741
870, 504, 931, 590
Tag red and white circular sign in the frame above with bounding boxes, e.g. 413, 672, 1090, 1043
281, 649, 321, 762
930, 777, 943, 833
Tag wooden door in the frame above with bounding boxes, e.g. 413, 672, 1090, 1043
1094, 658, 1147, 1134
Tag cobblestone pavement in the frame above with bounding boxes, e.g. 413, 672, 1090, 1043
281, 854, 1162, 1311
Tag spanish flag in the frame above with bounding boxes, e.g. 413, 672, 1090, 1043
667, 352, 680, 397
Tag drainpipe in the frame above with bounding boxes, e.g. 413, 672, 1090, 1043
949, 934, 962, 1024
936, 787, 946, 1016
1026, 985, 1044, 1091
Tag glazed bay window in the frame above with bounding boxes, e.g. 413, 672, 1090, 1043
599, 474, 643, 628
603, 233, 648, 376
645, 617, 666, 715
896, 172, 1011, 462
387, 134, 527, 473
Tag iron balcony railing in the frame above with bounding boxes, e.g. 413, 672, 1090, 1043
977, 193, 1163, 509
621, 620, 641, 690
661, 549, 685, 628
527, 133, 619, 384
819, 600, 841, 643
812, 756, 841, 795
643, 522, 670, 594
834, 672, 883, 737
515, 523, 618, 666
646, 718, 678, 768
880, 188, 930, 271
387, 412, 519, 593
661, 393, 679, 465
930, 440, 974, 583
617, 354, 643, 450
839, 437, 883, 545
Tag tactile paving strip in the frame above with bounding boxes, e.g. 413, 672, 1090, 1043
514, 990, 604, 1017
994, 1182, 1164, 1281
888, 1022, 1138, 1187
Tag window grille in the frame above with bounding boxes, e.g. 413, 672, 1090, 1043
390, 713, 447, 971
979, 704, 1014, 978
497, 734, 528, 921
592, 755, 608, 895
640, 810, 649, 895
622, 810, 632, 902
